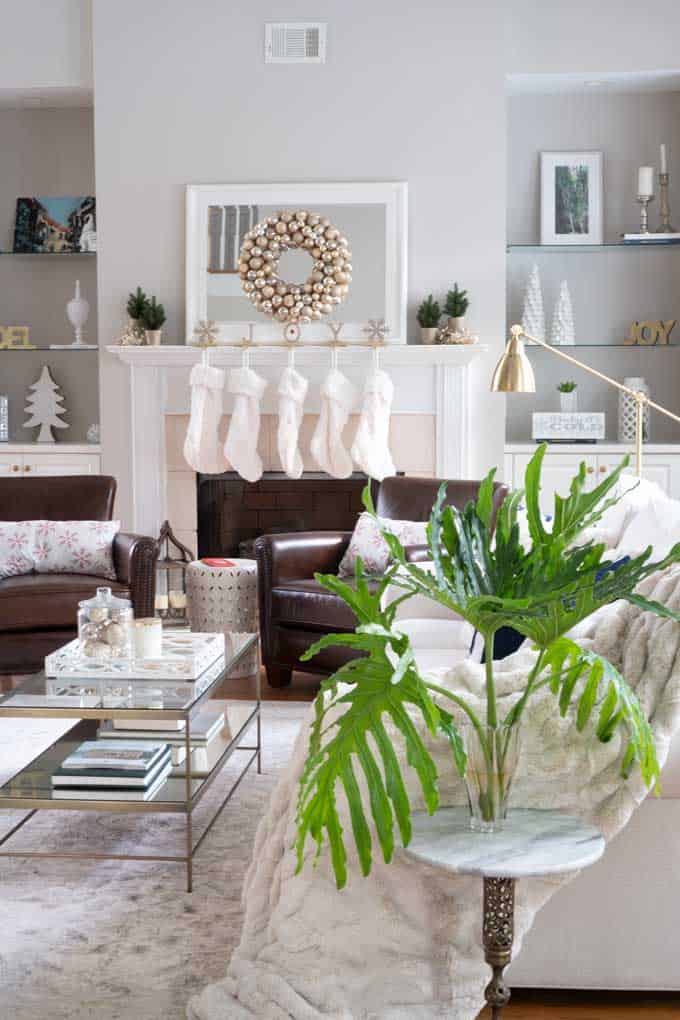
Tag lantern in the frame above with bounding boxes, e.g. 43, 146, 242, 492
154, 520, 193, 627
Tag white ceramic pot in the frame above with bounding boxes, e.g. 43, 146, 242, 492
559, 391, 578, 413
447, 316, 466, 334
145, 330, 163, 346
420, 327, 439, 345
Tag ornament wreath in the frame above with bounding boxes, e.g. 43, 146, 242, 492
239, 210, 352, 325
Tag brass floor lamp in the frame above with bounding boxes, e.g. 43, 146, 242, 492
491, 324, 680, 477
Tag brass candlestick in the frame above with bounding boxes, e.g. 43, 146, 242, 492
657, 172, 676, 233
637, 194, 654, 234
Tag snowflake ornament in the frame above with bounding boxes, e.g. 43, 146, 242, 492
194, 320, 219, 346
362, 319, 389, 342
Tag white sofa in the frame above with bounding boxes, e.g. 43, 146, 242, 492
388, 480, 680, 991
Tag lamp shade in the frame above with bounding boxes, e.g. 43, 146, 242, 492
490, 332, 536, 393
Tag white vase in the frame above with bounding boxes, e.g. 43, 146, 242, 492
145, 329, 163, 346
619, 377, 650, 442
67, 280, 90, 346
559, 391, 578, 413
447, 316, 466, 334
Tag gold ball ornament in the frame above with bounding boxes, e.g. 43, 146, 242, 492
239, 210, 352, 324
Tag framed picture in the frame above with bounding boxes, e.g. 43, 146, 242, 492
13, 196, 96, 253
540, 152, 603, 245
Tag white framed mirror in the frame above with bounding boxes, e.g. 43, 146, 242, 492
186, 181, 407, 343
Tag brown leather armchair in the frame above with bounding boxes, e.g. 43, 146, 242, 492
255, 475, 508, 687
0, 475, 157, 675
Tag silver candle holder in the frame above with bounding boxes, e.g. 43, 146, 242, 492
637, 194, 654, 234
657, 172, 676, 233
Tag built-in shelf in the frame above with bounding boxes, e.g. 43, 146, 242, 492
0, 347, 98, 352
507, 242, 680, 252
0, 250, 96, 257
526, 344, 678, 350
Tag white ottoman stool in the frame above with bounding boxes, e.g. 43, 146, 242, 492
186, 558, 259, 678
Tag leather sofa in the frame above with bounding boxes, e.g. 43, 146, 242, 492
0, 475, 157, 675
255, 475, 507, 688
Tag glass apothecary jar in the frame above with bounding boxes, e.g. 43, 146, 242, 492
78, 586, 133, 661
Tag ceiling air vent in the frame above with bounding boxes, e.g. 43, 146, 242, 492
264, 23, 327, 64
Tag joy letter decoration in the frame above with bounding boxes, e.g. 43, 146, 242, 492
624, 320, 676, 346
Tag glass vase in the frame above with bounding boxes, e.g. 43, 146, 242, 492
462, 723, 521, 833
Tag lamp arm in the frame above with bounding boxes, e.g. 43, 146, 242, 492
513, 325, 680, 478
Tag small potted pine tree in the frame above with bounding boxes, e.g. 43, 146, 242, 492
127, 287, 148, 343
416, 294, 441, 345
142, 296, 166, 346
557, 380, 578, 412
444, 282, 469, 334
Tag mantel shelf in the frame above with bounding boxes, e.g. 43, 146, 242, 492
507, 242, 680, 253
0, 250, 96, 257
106, 343, 488, 368
525, 344, 678, 350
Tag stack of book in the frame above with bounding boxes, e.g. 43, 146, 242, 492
98, 707, 228, 777
51, 740, 172, 801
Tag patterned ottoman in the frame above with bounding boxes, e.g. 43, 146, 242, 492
186, 558, 259, 678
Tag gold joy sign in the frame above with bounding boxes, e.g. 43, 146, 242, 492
624, 320, 676, 345
0, 326, 34, 349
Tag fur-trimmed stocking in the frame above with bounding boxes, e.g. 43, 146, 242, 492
183, 363, 227, 474
351, 368, 396, 480
277, 367, 308, 479
310, 369, 356, 478
224, 366, 267, 482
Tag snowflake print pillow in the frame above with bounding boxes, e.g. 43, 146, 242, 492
31, 520, 120, 579
0, 522, 35, 579
338, 512, 427, 578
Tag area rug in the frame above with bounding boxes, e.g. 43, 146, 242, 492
0, 701, 308, 1020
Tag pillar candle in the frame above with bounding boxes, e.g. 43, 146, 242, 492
154, 593, 168, 611
134, 617, 163, 658
638, 166, 655, 197
169, 589, 187, 609
660, 144, 668, 175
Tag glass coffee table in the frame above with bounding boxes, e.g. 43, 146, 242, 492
0, 632, 260, 892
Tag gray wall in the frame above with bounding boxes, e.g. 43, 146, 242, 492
0, 106, 99, 442
506, 92, 680, 442
93, 0, 507, 527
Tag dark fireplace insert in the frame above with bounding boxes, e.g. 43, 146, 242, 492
196, 472, 377, 558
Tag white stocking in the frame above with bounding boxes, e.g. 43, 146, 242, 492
183, 363, 227, 474
351, 368, 396, 480
277, 366, 308, 479
310, 368, 356, 478
224, 366, 267, 482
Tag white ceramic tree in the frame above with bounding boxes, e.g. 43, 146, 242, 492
24, 365, 69, 442
521, 263, 545, 342
550, 279, 575, 346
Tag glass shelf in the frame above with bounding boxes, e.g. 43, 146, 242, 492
0, 346, 98, 352
0, 250, 96, 256
507, 242, 680, 252
525, 344, 678, 349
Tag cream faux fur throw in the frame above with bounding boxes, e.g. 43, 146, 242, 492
189, 566, 680, 1020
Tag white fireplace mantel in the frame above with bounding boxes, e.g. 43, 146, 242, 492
106, 343, 488, 535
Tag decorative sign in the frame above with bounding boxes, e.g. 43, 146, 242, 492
624, 319, 676, 345
0, 326, 34, 349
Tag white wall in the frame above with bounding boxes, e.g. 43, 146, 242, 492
0, 0, 92, 91
92, 0, 507, 527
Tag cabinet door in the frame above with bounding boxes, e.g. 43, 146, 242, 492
0, 451, 22, 476
514, 452, 598, 515
22, 453, 101, 477
599, 454, 679, 499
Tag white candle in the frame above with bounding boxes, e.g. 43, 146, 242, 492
154, 593, 168, 611
168, 589, 187, 609
638, 166, 655, 197
134, 617, 163, 658
660, 144, 668, 175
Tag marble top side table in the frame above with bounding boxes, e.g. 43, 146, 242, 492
404, 807, 605, 1019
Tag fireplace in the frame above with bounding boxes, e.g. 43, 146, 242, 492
196, 472, 377, 558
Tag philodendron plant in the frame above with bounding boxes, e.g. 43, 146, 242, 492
295, 445, 680, 889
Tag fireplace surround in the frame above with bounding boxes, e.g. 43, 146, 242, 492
197, 472, 378, 558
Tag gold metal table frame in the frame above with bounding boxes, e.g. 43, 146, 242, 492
0, 634, 261, 893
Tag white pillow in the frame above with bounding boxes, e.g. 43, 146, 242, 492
32, 520, 120, 579
0, 522, 34, 579
614, 494, 680, 561
338, 512, 427, 578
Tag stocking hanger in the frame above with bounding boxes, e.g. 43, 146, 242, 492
327, 339, 347, 371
